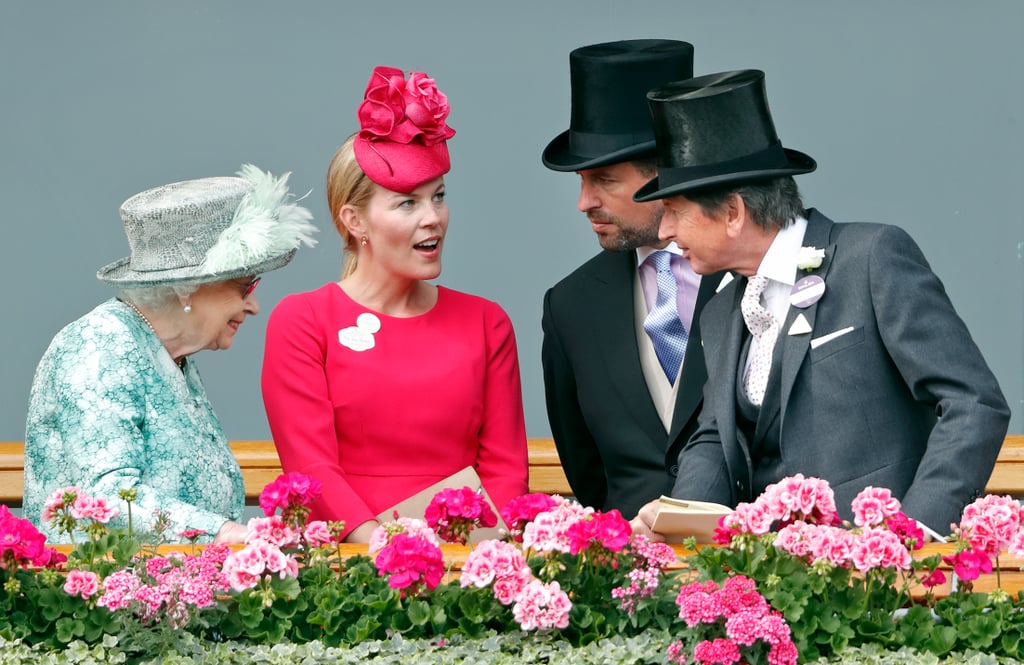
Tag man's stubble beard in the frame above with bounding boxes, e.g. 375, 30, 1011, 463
596, 206, 664, 252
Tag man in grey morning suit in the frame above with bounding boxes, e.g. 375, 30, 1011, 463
631, 69, 1010, 534
541, 40, 724, 519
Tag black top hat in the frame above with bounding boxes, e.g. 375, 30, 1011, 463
633, 69, 816, 202
542, 39, 694, 172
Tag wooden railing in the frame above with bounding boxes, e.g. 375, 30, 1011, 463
3, 435, 1022, 509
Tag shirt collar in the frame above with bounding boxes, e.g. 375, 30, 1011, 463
757, 215, 808, 287
636, 243, 682, 269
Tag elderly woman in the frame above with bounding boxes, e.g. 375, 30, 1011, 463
23, 165, 317, 544
262, 67, 529, 543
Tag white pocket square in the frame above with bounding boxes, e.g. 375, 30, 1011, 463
787, 313, 812, 336
810, 326, 855, 349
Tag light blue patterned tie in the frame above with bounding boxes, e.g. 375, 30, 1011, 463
643, 251, 688, 383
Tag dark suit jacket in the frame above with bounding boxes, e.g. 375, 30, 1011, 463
671, 209, 1011, 530
542, 249, 721, 519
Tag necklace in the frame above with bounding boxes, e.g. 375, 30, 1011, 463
120, 299, 187, 370
122, 299, 157, 334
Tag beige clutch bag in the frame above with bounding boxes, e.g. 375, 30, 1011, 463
375, 466, 506, 543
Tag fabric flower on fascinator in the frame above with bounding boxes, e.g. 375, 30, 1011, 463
354, 66, 457, 193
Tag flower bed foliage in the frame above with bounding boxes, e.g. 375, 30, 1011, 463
2, 474, 1024, 664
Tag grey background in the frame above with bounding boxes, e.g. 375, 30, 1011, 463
2, 1, 1021, 445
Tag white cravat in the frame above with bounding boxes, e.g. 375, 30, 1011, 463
741, 274, 778, 406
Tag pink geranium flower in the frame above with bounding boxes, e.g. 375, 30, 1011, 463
851, 486, 901, 528
374, 531, 445, 594
565, 509, 632, 555
955, 494, 1024, 558
63, 569, 100, 599
70, 494, 119, 523
942, 547, 993, 582
511, 579, 572, 631
0, 504, 47, 569
425, 486, 498, 545
258, 472, 323, 523
501, 493, 561, 543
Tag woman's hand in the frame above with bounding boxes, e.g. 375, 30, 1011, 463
213, 520, 248, 544
343, 519, 381, 544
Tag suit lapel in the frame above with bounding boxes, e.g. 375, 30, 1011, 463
701, 277, 749, 463
666, 270, 724, 442
777, 210, 837, 429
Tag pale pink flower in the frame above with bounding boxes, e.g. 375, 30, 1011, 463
512, 579, 572, 630
522, 501, 593, 553
461, 539, 529, 588
851, 486, 901, 528
807, 525, 856, 567
774, 521, 814, 558
41, 486, 79, 521
303, 521, 334, 548
246, 516, 301, 548
63, 569, 100, 599
1007, 529, 1024, 559
70, 494, 119, 523
850, 527, 912, 572
493, 567, 533, 605
762, 474, 838, 525
957, 494, 1024, 557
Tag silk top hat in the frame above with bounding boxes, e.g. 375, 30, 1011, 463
354, 66, 456, 193
542, 39, 694, 172
97, 165, 317, 287
633, 69, 816, 202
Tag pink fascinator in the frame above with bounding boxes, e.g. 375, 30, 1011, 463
354, 66, 456, 193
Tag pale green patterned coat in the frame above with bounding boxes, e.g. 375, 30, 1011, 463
23, 299, 245, 542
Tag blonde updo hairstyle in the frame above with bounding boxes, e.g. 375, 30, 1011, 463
326, 134, 377, 278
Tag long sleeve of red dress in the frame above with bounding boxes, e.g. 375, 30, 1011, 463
261, 284, 528, 537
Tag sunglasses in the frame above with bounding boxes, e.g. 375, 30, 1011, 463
241, 276, 261, 298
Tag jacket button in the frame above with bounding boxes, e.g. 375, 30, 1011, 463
735, 480, 746, 494
669, 465, 679, 476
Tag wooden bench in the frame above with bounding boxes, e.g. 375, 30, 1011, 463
3, 435, 1022, 509
0, 438, 572, 508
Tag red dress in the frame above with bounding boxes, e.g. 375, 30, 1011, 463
262, 283, 529, 535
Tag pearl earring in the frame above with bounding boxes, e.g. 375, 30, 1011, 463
360, 235, 368, 247
183, 304, 192, 314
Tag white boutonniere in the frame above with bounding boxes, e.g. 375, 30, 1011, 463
797, 246, 825, 272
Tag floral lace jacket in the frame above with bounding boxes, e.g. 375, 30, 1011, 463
23, 299, 244, 541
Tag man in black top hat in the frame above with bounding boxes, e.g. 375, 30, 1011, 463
630, 70, 1009, 534
540, 39, 724, 520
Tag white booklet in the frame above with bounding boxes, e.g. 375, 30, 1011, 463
650, 495, 733, 543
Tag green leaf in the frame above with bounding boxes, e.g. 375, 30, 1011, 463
407, 599, 431, 626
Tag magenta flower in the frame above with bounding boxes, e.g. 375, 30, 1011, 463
566, 509, 632, 555
424, 486, 498, 545
258, 472, 323, 517
942, 547, 993, 582
0, 504, 47, 569
672, 576, 796, 665
693, 637, 742, 665
501, 493, 561, 543
374, 531, 445, 594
